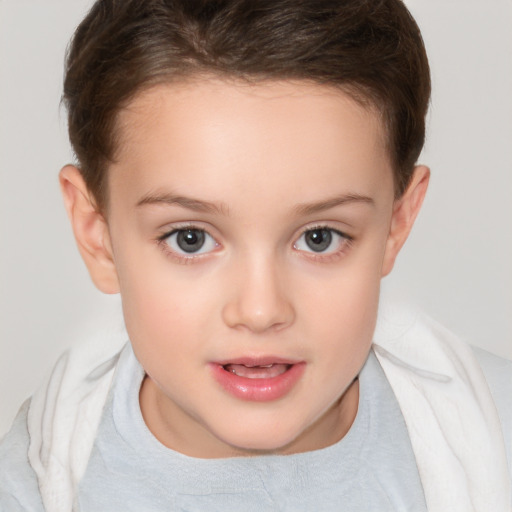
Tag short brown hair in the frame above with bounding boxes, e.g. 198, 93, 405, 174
63, 0, 430, 211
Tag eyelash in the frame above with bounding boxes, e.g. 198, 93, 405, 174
156, 224, 218, 264
156, 223, 354, 263
293, 225, 354, 263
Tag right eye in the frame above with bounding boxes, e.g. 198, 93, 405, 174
294, 227, 350, 255
163, 228, 217, 256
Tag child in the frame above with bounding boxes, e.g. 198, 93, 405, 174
1, 1, 510, 511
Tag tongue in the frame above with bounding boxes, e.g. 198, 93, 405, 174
224, 363, 290, 379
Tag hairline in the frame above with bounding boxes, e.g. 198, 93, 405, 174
95, 72, 394, 215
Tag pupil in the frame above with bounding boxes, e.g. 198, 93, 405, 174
305, 229, 332, 252
177, 229, 205, 253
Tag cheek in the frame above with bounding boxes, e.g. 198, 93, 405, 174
296, 244, 383, 364
311, 281, 379, 353
301, 243, 383, 324
117, 251, 225, 356
120, 278, 208, 387
121, 274, 204, 336
311, 282, 379, 400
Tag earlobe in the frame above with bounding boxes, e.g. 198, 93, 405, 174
59, 165, 120, 294
381, 165, 430, 277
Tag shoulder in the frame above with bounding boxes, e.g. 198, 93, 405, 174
472, 346, 512, 412
472, 346, 512, 419
472, 346, 512, 471
473, 346, 512, 393
471, 346, 512, 391
0, 400, 44, 512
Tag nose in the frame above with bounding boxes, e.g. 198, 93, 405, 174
221, 256, 295, 334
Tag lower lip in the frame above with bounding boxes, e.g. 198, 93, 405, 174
209, 362, 306, 402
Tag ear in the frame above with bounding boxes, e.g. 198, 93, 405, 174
381, 165, 430, 277
59, 165, 120, 294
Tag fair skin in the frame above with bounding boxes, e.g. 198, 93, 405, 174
60, 79, 429, 458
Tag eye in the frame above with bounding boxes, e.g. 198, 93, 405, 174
163, 228, 217, 256
294, 227, 349, 254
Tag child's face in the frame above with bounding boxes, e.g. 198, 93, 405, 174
62, 79, 427, 457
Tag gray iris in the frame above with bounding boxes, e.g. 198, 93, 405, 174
177, 229, 205, 253
305, 229, 332, 252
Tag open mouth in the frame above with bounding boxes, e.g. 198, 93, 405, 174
222, 363, 291, 379
211, 358, 306, 401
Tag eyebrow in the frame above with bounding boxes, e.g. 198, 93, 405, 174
136, 191, 374, 216
294, 194, 374, 215
136, 192, 228, 215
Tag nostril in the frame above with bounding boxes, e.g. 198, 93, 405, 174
220, 268, 296, 332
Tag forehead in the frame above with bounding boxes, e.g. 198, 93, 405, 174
109, 79, 392, 210
117, 78, 386, 149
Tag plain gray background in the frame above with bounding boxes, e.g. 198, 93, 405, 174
1, 0, 511, 436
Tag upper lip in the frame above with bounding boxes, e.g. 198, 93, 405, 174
214, 356, 303, 367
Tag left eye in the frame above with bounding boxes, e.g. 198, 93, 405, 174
164, 228, 217, 255
294, 228, 347, 254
